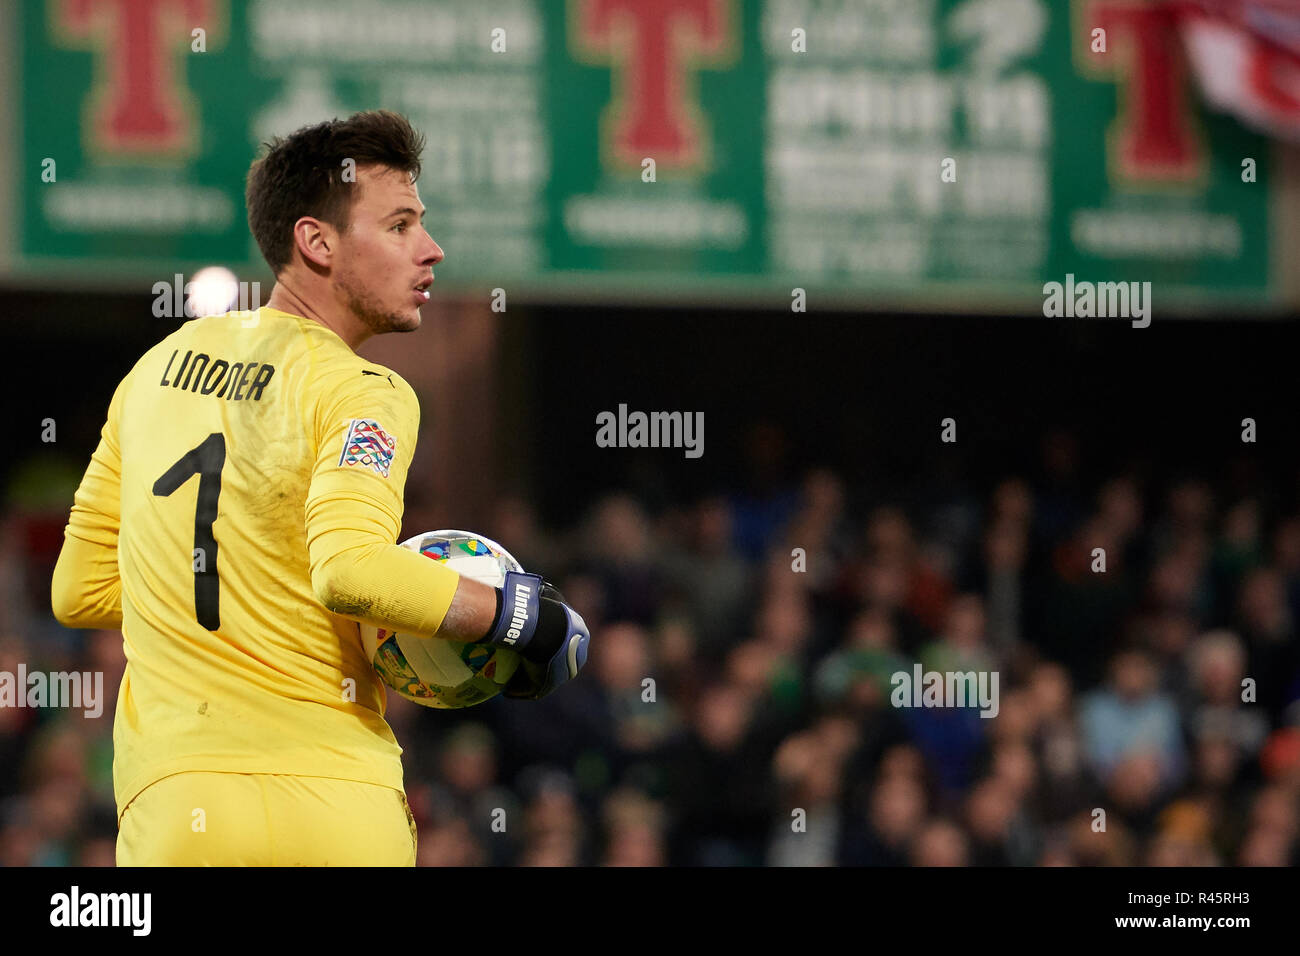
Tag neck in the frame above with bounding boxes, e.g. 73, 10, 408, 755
265, 279, 369, 351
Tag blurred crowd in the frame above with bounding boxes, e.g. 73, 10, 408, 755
2, 428, 1300, 866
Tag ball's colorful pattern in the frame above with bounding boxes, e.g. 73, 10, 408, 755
458, 538, 495, 557
419, 539, 452, 561
362, 530, 524, 710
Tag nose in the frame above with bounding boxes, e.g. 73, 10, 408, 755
421, 231, 444, 267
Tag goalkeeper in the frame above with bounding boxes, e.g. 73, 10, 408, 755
50, 110, 590, 866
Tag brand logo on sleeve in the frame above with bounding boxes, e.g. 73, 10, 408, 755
339, 419, 397, 477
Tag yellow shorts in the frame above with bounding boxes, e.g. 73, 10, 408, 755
116, 772, 417, 866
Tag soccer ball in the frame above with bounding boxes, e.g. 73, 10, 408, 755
360, 530, 523, 709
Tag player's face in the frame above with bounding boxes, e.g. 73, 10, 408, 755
333, 165, 443, 336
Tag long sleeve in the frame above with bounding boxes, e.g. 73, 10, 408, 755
51, 378, 126, 629
306, 495, 462, 637
305, 368, 461, 636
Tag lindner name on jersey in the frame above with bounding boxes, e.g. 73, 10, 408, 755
159, 349, 275, 401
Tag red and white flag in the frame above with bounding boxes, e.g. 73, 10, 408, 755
1173, 0, 1300, 138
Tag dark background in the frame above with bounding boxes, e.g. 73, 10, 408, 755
8, 290, 1298, 525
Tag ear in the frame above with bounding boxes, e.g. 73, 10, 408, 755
291, 216, 336, 270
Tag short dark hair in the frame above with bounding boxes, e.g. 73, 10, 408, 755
245, 110, 425, 274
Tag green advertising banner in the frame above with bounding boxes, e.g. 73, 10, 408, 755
13, 0, 1278, 309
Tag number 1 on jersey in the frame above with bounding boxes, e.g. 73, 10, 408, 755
153, 433, 226, 630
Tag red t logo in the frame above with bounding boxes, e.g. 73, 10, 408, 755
55, 0, 218, 156
1082, 0, 1203, 182
574, 0, 733, 168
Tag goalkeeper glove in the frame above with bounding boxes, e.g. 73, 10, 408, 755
481, 571, 590, 700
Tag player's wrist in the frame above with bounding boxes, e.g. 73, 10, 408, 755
481, 570, 544, 651
476, 586, 503, 642
477, 572, 571, 664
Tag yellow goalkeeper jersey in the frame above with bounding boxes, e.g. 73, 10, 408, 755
50, 306, 463, 820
